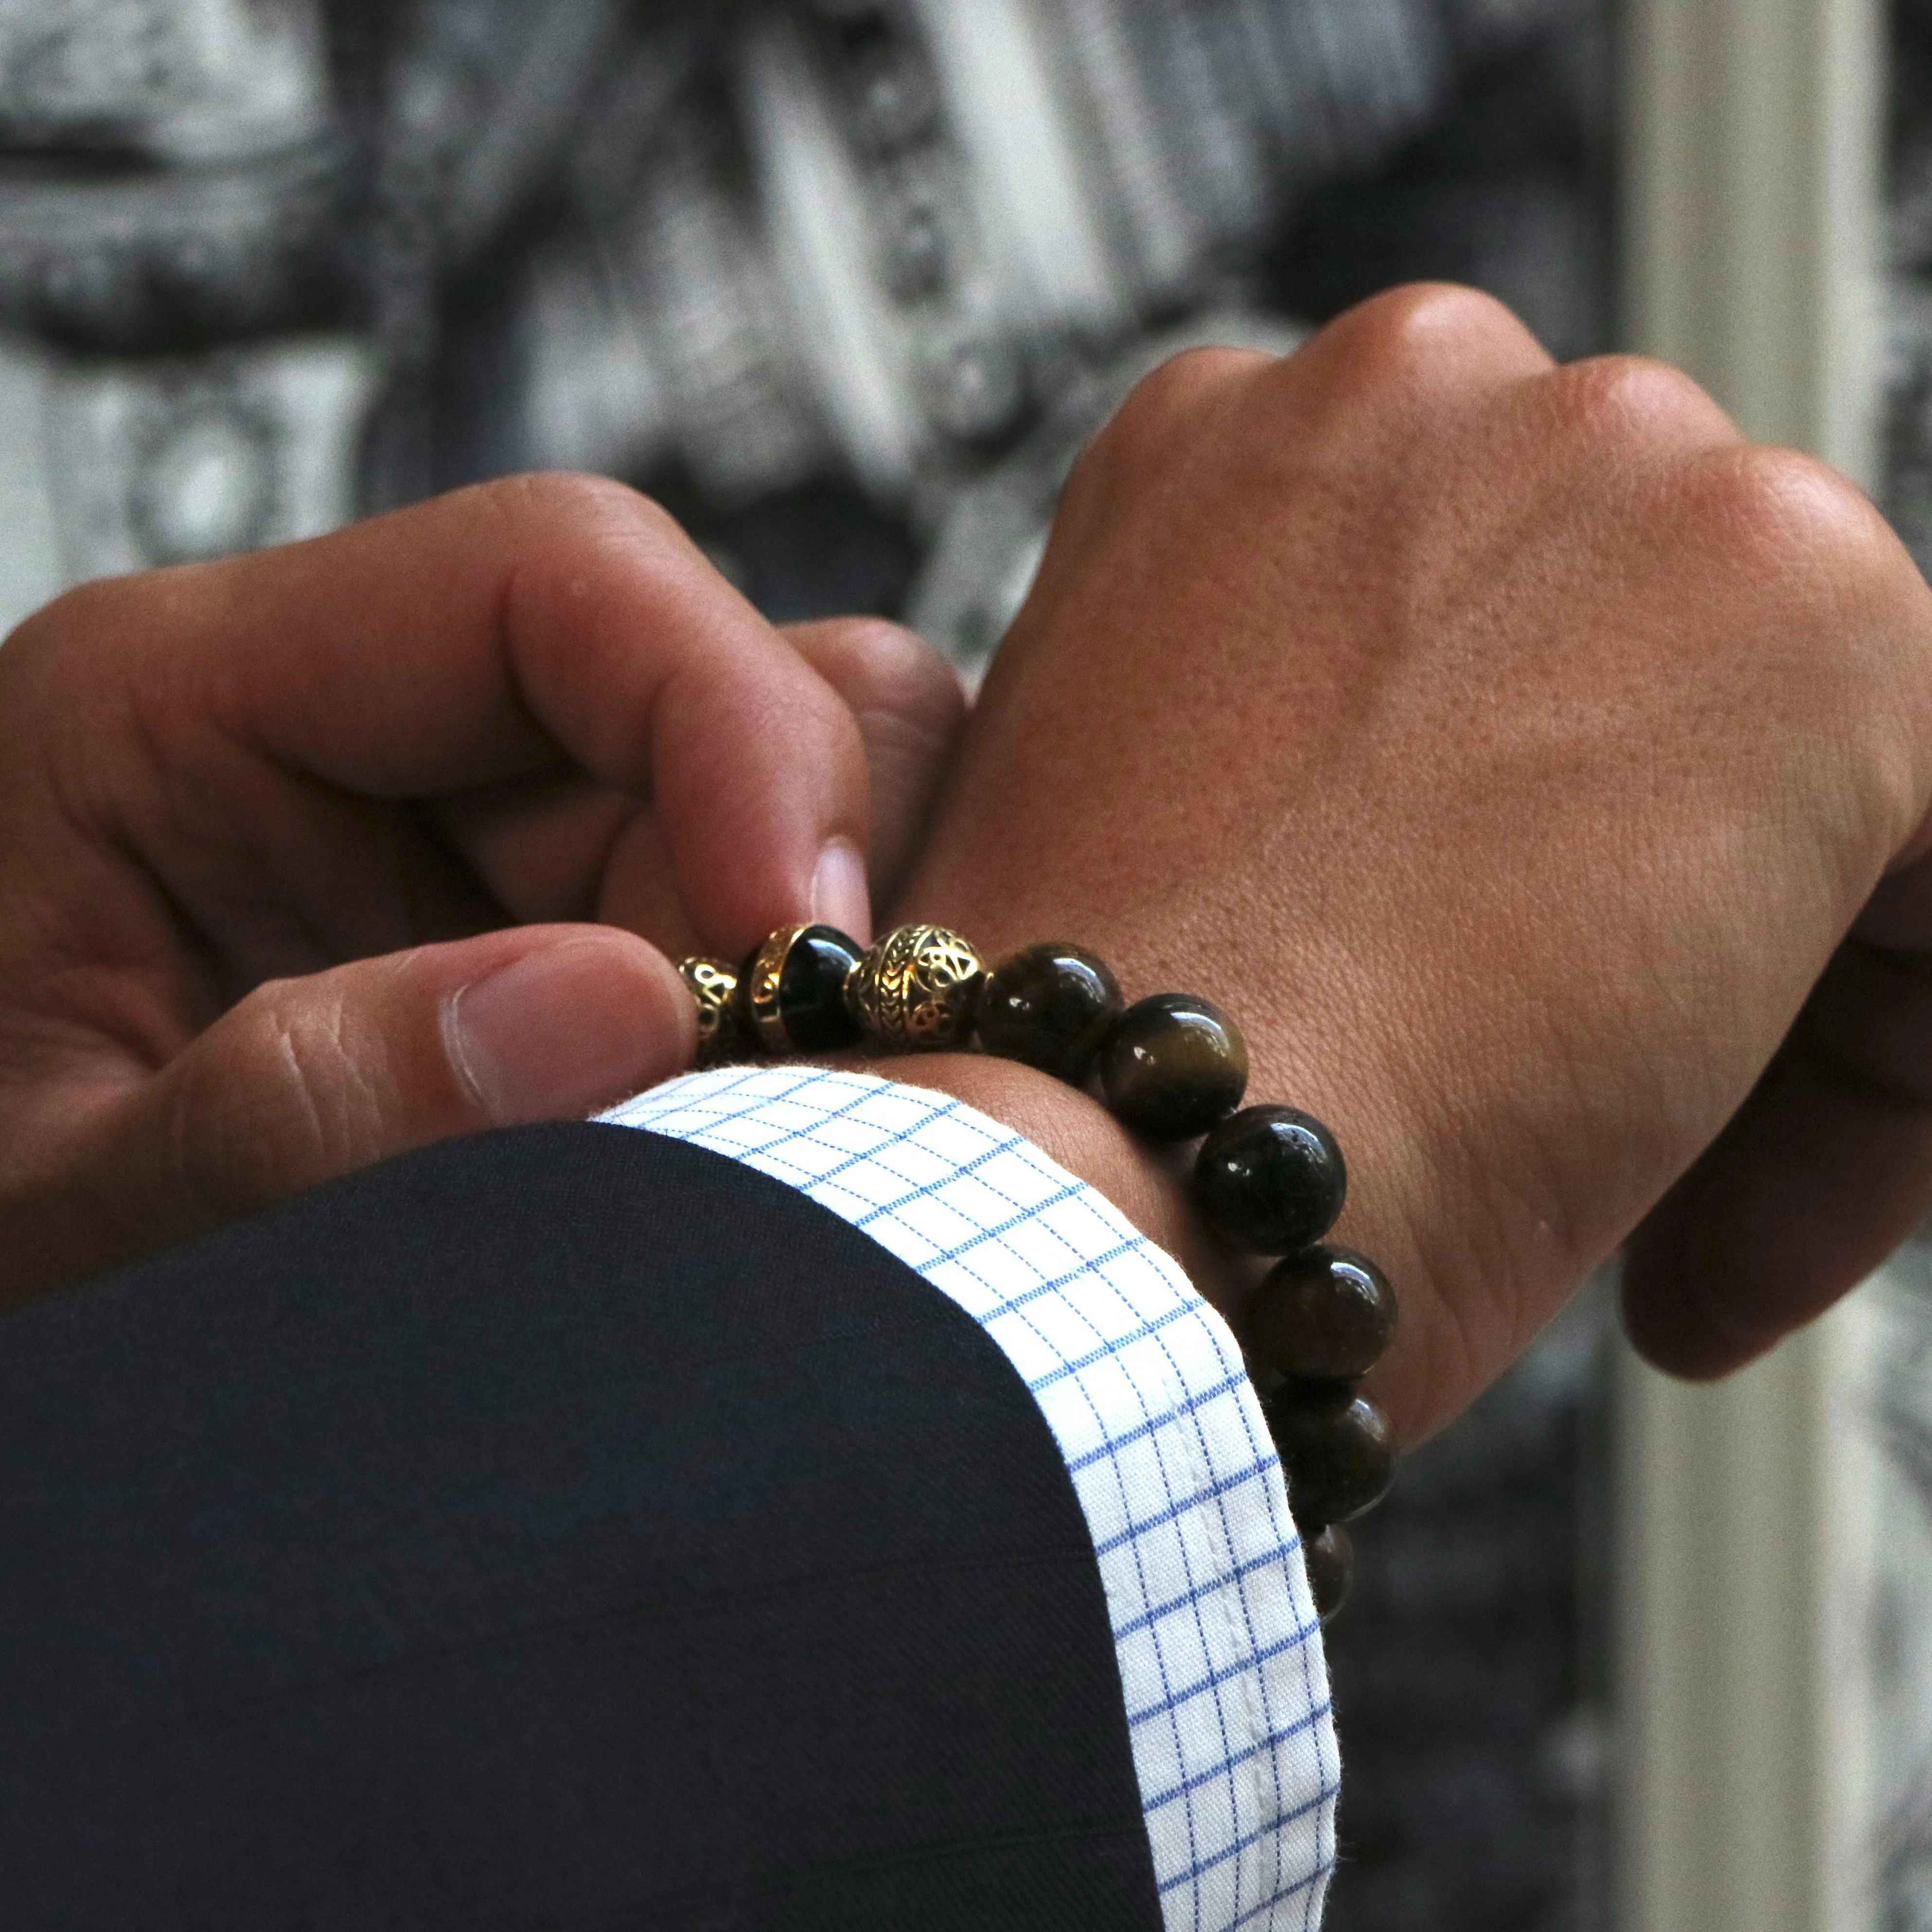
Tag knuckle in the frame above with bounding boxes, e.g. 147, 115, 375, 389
1125, 344, 1261, 419
197, 978, 384, 1198
1322, 281, 1532, 387
1081, 347, 1263, 481
0, 574, 177, 744
784, 617, 964, 759
4, 574, 141, 667
1672, 445, 1932, 845
801, 615, 926, 682
0, 597, 78, 696
476, 470, 679, 550
826, 620, 962, 726
1545, 354, 1725, 444
5, 580, 94, 654
1684, 443, 1887, 572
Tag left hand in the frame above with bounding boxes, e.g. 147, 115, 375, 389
883, 285, 1932, 1442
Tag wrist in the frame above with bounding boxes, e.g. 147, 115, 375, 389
703, 919, 1407, 1610
714, 910, 1432, 1447
874, 891, 1464, 1443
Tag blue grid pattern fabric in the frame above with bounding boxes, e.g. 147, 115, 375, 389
600, 1065, 1340, 1932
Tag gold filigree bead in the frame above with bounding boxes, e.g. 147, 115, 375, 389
846, 924, 985, 1052
678, 957, 748, 1068
741, 925, 804, 1056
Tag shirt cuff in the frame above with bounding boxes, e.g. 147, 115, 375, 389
600, 1063, 1341, 1931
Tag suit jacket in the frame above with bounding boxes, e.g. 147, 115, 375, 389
0, 1066, 1336, 1931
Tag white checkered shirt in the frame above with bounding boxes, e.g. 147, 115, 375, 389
600, 1065, 1340, 1932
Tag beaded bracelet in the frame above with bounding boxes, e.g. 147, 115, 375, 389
678, 923, 1398, 1622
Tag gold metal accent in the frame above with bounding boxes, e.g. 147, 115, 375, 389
746, 924, 810, 1055
846, 924, 984, 1052
677, 957, 743, 1068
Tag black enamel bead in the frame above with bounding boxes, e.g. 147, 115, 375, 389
1191, 1106, 1346, 1255
1251, 1246, 1397, 1382
1265, 1380, 1396, 1529
1303, 1523, 1354, 1624
1096, 993, 1248, 1141
736, 924, 867, 1055
976, 942, 1124, 1082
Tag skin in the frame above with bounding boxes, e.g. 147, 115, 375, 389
0, 473, 963, 1298
6, 285, 1932, 1453
881, 285, 1932, 1442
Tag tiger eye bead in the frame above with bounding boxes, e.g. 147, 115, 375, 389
678, 957, 751, 1068
1303, 1523, 1354, 1624
975, 943, 1123, 1082
1191, 1106, 1347, 1256
735, 924, 867, 1055
1251, 1246, 1397, 1382
1265, 1380, 1396, 1529
846, 924, 985, 1051
1096, 994, 1248, 1141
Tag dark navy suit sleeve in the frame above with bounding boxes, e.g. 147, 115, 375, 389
0, 1122, 1165, 1932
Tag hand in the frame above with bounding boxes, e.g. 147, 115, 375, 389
0, 474, 963, 1303
887, 285, 1932, 1440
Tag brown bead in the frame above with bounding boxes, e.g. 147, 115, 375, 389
735, 924, 867, 1055
677, 957, 751, 1068
975, 942, 1123, 1082
1191, 1106, 1347, 1255
846, 924, 984, 1051
1096, 994, 1248, 1141
1251, 1246, 1397, 1382
1265, 1379, 1396, 1529
1303, 1523, 1354, 1625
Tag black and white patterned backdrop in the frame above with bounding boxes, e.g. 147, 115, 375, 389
0, 5, 1667, 1928
0, 1, 1613, 649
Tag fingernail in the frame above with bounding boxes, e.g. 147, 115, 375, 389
445, 937, 691, 1126
812, 836, 872, 946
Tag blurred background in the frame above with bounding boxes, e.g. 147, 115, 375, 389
0, 2, 1918, 1927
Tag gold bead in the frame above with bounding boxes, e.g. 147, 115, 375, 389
678, 957, 747, 1068
846, 924, 985, 1052
741, 925, 810, 1057
736, 924, 867, 1056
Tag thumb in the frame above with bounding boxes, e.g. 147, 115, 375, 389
18, 927, 693, 1299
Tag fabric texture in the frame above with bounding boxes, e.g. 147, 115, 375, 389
0, 1122, 1168, 1930
604, 1065, 1341, 1932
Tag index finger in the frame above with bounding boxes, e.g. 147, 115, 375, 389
17, 473, 871, 957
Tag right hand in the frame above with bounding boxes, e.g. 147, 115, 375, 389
888, 284, 1932, 1441
0, 474, 964, 1303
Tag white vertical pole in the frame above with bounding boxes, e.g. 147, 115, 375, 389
1616, 1318, 1877, 1932
1618, 3, 1883, 1929
1625, 0, 1879, 478
0, 338, 62, 636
